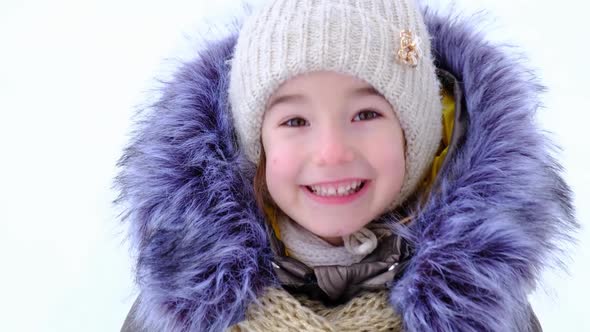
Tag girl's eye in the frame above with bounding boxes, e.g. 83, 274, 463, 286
353, 110, 381, 121
281, 117, 308, 127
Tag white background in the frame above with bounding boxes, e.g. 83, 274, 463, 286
1, 1, 588, 331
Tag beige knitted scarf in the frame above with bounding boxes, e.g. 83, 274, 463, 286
228, 287, 403, 332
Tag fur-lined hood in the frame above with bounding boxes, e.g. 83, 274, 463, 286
115, 7, 577, 332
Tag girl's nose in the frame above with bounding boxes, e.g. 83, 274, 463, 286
314, 126, 355, 166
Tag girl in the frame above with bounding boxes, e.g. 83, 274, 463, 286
116, 0, 577, 331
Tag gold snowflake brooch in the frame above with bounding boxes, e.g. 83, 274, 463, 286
397, 29, 422, 67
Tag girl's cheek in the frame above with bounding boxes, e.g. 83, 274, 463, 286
266, 142, 303, 180
270, 148, 298, 171
369, 140, 404, 163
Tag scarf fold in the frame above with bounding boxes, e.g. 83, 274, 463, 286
277, 215, 381, 267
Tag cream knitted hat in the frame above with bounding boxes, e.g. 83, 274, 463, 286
228, 0, 442, 207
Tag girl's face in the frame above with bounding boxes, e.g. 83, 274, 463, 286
261, 71, 405, 245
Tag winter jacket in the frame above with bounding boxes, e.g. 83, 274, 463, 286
115, 7, 576, 332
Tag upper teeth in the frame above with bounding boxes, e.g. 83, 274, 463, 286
310, 181, 363, 197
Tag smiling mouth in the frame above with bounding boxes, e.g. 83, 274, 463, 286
304, 180, 368, 197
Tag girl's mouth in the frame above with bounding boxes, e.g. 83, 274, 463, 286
302, 180, 370, 205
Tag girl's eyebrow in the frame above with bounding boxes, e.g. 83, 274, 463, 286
267, 86, 382, 110
351, 86, 382, 98
267, 94, 306, 111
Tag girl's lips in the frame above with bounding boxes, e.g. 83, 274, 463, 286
302, 180, 370, 205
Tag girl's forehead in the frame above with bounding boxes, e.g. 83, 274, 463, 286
277, 71, 370, 92
267, 71, 386, 109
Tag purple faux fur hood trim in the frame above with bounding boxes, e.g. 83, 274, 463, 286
114, 7, 577, 332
